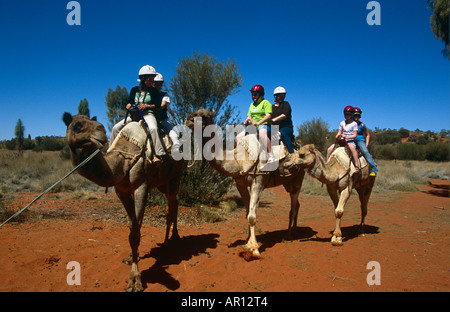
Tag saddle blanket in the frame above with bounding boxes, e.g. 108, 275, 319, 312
107, 121, 172, 162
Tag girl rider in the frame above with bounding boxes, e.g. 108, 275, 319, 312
110, 65, 165, 160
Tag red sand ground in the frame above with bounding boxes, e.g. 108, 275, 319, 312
0, 179, 448, 292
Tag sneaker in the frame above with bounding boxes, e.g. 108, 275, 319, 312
369, 171, 377, 176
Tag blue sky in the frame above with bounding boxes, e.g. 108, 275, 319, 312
0, 0, 448, 141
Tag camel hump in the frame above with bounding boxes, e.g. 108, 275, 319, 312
238, 134, 287, 162
107, 122, 172, 160
331, 147, 369, 175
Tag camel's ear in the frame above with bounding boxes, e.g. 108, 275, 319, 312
91, 116, 97, 121
62, 112, 73, 127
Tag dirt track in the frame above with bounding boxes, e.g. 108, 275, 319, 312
0, 179, 449, 292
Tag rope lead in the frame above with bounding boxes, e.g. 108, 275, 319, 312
0, 148, 101, 228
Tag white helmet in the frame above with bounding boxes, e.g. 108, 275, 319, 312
273, 86, 286, 95
138, 65, 157, 76
154, 73, 164, 82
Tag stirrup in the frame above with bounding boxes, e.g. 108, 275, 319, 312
152, 156, 161, 167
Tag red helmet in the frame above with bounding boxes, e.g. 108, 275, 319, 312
343, 105, 354, 115
250, 84, 265, 95
353, 107, 362, 116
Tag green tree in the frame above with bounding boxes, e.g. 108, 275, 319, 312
14, 118, 25, 156
168, 52, 243, 206
169, 51, 243, 128
398, 127, 410, 138
296, 118, 330, 153
77, 98, 90, 117
105, 85, 129, 132
440, 129, 449, 137
372, 129, 401, 145
428, 0, 450, 60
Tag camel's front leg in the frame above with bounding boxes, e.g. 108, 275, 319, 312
125, 183, 148, 292
331, 187, 351, 246
244, 177, 264, 257
286, 189, 300, 239
160, 179, 181, 243
284, 172, 304, 239
356, 178, 375, 236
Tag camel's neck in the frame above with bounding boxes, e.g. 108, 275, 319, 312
70, 146, 117, 187
308, 151, 340, 184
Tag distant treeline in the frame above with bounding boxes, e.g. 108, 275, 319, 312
369, 130, 449, 162
0, 136, 66, 152
1, 127, 449, 162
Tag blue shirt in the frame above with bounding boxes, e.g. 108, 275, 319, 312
356, 121, 366, 142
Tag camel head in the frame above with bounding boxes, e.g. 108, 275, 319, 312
62, 113, 107, 150
184, 109, 215, 130
296, 144, 320, 169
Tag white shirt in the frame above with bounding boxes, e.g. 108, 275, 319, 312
339, 120, 358, 141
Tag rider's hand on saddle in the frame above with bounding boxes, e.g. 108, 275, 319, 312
138, 103, 150, 111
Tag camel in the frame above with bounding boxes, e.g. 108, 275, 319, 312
296, 144, 376, 246
184, 109, 305, 258
62, 113, 183, 292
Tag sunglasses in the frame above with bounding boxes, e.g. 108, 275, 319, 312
154, 82, 163, 86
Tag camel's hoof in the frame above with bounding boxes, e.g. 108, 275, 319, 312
240, 243, 262, 261
331, 236, 343, 246
122, 255, 132, 266
122, 254, 139, 266
126, 272, 143, 292
239, 249, 262, 261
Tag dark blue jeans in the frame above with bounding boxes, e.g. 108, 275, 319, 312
279, 126, 295, 154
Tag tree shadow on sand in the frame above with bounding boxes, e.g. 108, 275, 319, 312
423, 182, 449, 198
139, 233, 219, 290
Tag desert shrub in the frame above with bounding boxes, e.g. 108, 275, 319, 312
396, 143, 425, 160
59, 143, 71, 160
178, 160, 233, 206
372, 144, 396, 160
297, 118, 330, 153
197, 205, 226, 223
425, 142, 449, 161
147, 160, 233, 208
372, 129, 401, 145
34, 136, 66, 151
